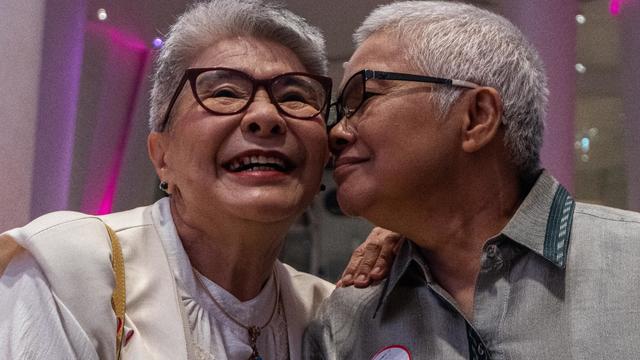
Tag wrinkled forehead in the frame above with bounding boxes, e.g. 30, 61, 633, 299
190, 35, 307, 78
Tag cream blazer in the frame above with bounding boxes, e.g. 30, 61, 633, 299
0, 203, 334, 359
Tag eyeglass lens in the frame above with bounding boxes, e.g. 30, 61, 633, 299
341, 71, 366, 118
193, 69, 327, 119
329, 71, 366, 128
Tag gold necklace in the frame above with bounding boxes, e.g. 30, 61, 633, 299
193, 268, 280, 360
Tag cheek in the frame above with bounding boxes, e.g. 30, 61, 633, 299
171, 134, 210, 164
166, 126, 230, 177
313, 139, 330, 169
296, 129, 329, 195
299, 124, 329, 165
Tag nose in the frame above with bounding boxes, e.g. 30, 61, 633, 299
329, 120, 356, 155
240, 89, 286, 137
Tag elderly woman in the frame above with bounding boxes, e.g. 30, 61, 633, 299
0, 1, 395, 359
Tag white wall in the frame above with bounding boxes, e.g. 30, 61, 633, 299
0, 1, 46, 230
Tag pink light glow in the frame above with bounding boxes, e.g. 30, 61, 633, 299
97, 166, 121, 214
86, 21, 147, 51
96, 49, 149, 215
84, 22, 149, 214
610, 0, 624, 15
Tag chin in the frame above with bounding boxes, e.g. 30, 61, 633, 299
336, 189, 372, 218
234, 195, 308, 223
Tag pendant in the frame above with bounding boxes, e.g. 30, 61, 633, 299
248, 326, 262, 360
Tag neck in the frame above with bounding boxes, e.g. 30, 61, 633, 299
169, 197, 292, 301
379, 158, 522, 318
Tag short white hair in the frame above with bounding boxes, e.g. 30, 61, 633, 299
149, 0, 328, 131
355, 1, 548, 178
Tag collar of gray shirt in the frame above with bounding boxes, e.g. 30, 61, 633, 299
375, 170, 576, 317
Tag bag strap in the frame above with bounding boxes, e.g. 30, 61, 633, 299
0, 234, 24, 277
105, 224, 126, 360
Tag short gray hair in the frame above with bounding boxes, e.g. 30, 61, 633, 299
149, 0, 328, 131
354, 1, 548, 178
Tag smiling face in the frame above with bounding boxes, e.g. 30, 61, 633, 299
149, 36, 329, 227
330, 32, 463, 225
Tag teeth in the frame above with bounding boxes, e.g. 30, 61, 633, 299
227, 155, 287, 171
229, 162, 241, 171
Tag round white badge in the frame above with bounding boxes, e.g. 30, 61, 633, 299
371, 345, 412, 360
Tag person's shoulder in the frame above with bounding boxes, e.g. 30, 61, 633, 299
7, 203, 152, 242
99, 204, 153, 232
573, 202, 640, 239
571, 202, 640, 256
315, 282, 386, 322
280, 262, 335, 299
11, 210, 97, 239
5, 205, 155, 250
575, 201, 640, 223
4, 206, 153, 283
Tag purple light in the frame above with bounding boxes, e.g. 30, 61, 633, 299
152, 37, 164, 49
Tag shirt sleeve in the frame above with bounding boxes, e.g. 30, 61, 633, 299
0, 250, 98, 359
302, 309, 336, 360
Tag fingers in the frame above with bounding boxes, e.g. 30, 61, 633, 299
353, 228, 403, 287
367, 232, 404, 282
351, 240, 383, 287
336, 244, 366, 288
336, 227, 405, 288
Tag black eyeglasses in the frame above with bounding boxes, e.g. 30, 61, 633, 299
328, 69, 480, 128
159, 67, 333, 132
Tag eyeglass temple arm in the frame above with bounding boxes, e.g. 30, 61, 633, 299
367, 70, 480, 89
451, 79, 480, 89
158, 74, 191, 132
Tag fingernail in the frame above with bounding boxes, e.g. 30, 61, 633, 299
343, 274, 353, 283
373, 266, 383, 274
356, 274, 367, 282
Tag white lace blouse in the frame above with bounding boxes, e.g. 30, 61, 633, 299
153, 198, 289, 359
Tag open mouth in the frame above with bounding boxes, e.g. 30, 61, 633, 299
223, 155, 294, 173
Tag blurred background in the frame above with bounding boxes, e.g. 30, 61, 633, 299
1, 0, 638, 281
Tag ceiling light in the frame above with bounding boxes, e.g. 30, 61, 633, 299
97, 8, 108, 21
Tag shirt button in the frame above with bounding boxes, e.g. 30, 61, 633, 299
485, 244, 498, 258
480, 243, 504, 273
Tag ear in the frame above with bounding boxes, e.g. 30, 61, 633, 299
148, 132, 169, 180
460, 87, 502, 153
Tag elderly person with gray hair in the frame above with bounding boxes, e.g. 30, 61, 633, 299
0, 1, 396, 359
305, 1, 640, 359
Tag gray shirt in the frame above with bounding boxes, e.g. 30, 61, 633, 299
304, 172, 640, 359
